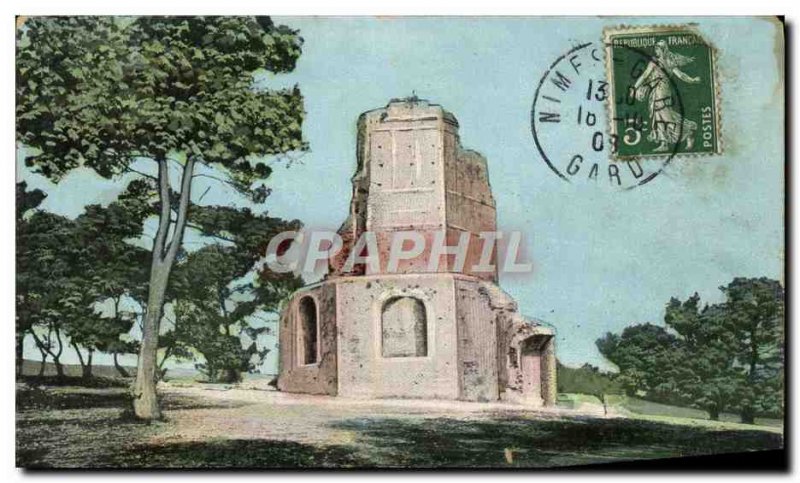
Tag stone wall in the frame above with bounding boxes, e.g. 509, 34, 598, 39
444, 145, 497, 282
453, 277, 500, 402
281, 98, 557, 407
334, 273, 459, 400
277, 270, 557, 406
277, 282, 338, 395
499, 314, 556, 407
329, 99, 498, 280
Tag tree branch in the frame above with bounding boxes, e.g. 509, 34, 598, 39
29, 329, 50, 354
164, 157, 196, 261
192, 173, 235, 186
158, 345, 173, 369
123, 166, 159, 182
185, 222, 238, 244
53, 324, 64, 359
198, 186, 212, 203
249, 314, 279, 324
153, 159, 172, 263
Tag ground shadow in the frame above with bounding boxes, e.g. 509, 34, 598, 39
17, 383, 250, 413
329, 415, 784, 468
17, 384, 262, 468
161, 395, 252, 411
17, 382, 784, 469
18, 375, 131, 388
97, 439, 369, 469
16, 385, 131, 411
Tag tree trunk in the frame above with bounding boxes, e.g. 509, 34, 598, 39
224, 367, 241, 384
16, 331, 25, 378
708, 407, 720, 421
52, 325, 65, 379
113, 353, 130, 378
204, 363, 216, 383
133, 242, 170, 419
156, 345, 172, 382
84, 349, 93, 379
30, 330, 48, 377
72, 342, 86, 377
741, 333, 759, 426
38, 353, 47, 377
52, 354, 64, 378
132, 157, 195, 420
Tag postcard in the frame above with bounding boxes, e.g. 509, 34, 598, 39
15, 16, 785, 469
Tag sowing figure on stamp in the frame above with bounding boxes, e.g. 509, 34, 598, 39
633, 40, 700, 152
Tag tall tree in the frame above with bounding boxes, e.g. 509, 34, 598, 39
16, 182, 46, 376
18, 17, 306, 419
596, 323, 683, 402
664, 295, 741, 420
65, 197, 151, 378
719, 278, 784, 423
17, 205, 77, 379
167, 206, 303, 382
598, 281, 784, 423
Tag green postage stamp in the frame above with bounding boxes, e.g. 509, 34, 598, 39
604, 26, 721, 158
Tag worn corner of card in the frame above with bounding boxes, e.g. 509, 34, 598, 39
603, 25, 722, 161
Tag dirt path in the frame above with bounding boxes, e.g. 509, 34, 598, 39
154, 383, 592, 447
17, 382, 783, 468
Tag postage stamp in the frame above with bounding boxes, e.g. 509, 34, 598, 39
604, 26, 721, 159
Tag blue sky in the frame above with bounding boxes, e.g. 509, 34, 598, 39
19, 17, 784, 372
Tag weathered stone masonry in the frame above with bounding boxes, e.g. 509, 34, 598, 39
278, 98, 556, 406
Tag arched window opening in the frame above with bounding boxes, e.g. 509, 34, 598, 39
298, 296, 318, 365
381, 296, 427, 358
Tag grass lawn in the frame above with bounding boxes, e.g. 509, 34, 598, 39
557, 393, 783, 428
610, 395, 783, 427
16, 379, 784, 469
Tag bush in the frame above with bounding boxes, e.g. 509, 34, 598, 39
557, 362, 623, 410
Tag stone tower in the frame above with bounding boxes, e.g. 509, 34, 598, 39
329, 98, 497, 281
277, 98, 556, 406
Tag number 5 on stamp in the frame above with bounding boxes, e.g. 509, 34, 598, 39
604, 26, 721, 158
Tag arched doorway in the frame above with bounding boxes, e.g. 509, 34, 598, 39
297, 296, 318, 365
381, 296, 427, 358
520, 335, 550, 406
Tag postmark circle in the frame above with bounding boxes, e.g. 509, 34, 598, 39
530, 41, 686, 191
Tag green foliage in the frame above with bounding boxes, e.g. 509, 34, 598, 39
16, 181, 46, 219
17, 16, 306, 190
17, 209, 78, 332
16, 180, 151, 374
16, 206, 98, 377
720, 278, 785, 420
663, 294, 741, 419
596, 278, 785, 422
16, 182, 51, 334
61, 187, 151, 363
16, 202, 76, 372
17, 16, 307, 414
557, 362, 623, 400
16, 182, 47, 374
596, 323, 682, 401
164, 205, 303, 382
